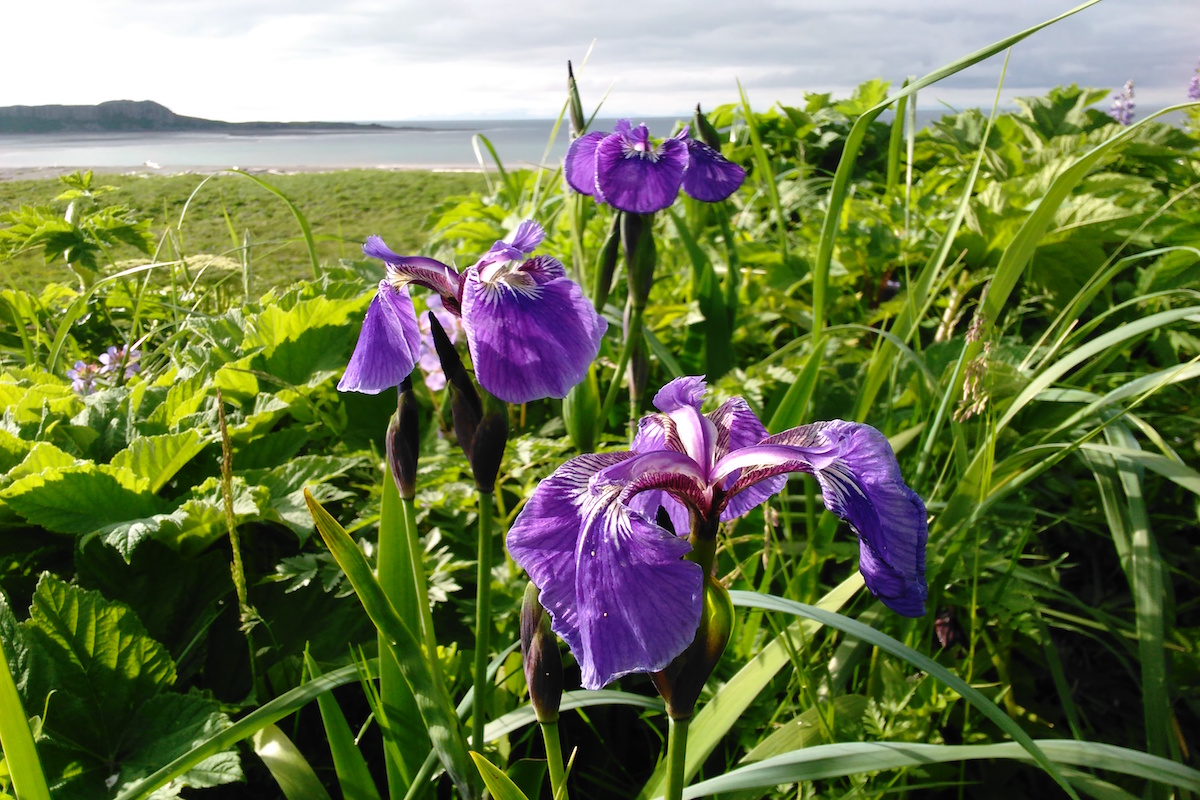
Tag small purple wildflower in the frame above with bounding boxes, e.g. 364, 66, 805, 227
565, 120, 745, 214
341, 220, 607, 404
1108, 80, 1136, 126
507, 376, 928, 689
67, 360, 102, 395
99, 345, 141, 379
1188, 61, 1200, 102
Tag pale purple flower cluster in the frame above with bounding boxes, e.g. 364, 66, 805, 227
67, 360, 102, 395
565, 120, 745, 214
99, 345, 141, 379
507, 376, 928, 689
1108, 80, 1136, 126
1189, 62, 1200, 102
340, 221, 607, 404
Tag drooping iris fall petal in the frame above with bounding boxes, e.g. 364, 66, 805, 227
337, 281, 422, 394
506, 453, 703, 690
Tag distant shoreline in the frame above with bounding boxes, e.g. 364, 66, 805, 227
0, 164, 489, 182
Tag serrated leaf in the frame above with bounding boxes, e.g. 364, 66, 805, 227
0, 464, 163, 534
0, 428, 32, 474
110, 430, 210, 494
144, 372, 210, 433
97, 508, 191, 562
20, 576, 239, 800
3, 442, 76, 483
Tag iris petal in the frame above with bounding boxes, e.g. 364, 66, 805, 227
564, 131, 607, 197
595, 135, 689, 214
682, 139, 746, 203
461, 256, 607, 404
362, 236, 463, 311
507, 452, 703, 690
337, 281, 422, 394
708, 396, 785, 520
712, 421, 928, 616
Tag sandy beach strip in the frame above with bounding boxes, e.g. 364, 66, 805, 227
0, 163, 489, 182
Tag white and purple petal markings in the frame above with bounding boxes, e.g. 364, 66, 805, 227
347, 221, 605, 403
564, 120, 746, 214
508, 375, 929, 689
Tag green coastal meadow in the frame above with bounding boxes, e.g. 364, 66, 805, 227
3, 4, 1200, 799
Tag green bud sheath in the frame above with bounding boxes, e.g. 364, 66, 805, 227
386, 378, 420, 500
651, 575, 735, 720
521, 582, 564, 724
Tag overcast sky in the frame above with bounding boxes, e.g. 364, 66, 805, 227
3, 0, 1197, 121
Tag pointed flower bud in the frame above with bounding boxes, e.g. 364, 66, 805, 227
693, 104, 722, 151
521, 582, 563, 724
650, 575, 734, 720
567, 61, 586, 139
591, 213, 622, 310
428, 311, 508, 492
621, 212, 656, 310
386, 378, 420, 500
563, 364, 601, 453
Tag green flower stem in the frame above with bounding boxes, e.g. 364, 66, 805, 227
600, 300, 645, 433
664, 716, 691, 800
540, 721, 569, 800
472, 490, 496, 749
400, 497, 441, 663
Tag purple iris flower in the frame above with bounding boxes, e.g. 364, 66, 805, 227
416, 295, 459, 392
565, 120, 745, 214
339, 220, 607, 405
507, 376, 928, 690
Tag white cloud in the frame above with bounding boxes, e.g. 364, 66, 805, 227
1, 0, 1197, 120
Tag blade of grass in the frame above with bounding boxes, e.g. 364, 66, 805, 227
305, 489, 479, 800
676, 740, 1200, 798
305, 652, 383, 800
0, 643, 51, 800
729, 592, 1082, 799
252, 723, 335, 800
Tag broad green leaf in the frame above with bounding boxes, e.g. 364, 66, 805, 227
0, 428, 32, 474
115, 662, 376, 800
676, 740, 1200, 798
20, 575, 238, 800
0, 464, 163, 534
3, 442, 76, 483
252, 724, 333, 800
470, 753, 531, 800
143, 371, 209, 433
110, 430, 210, 494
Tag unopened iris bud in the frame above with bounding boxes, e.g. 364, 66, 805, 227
650, 575, 734, 720
563, 364, 601, 453
521, 582, 563, 724
470, 392, 508, 493
428, 311, 508, 492
386, 377, 420, 500
591, 213, 622, 310
693, 104, 722, 151
567, 61, 586, 139
620, 212, 656, 310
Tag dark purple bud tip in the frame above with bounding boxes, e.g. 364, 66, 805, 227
386, 378, 420, 500
650, 575, 734, 720
521, 581, 563, 724
470, 392, 508, 493
428, 310, 483, 458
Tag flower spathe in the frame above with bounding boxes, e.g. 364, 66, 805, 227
565, 120, 745, 214
507, 376, 928, 690
339, 221, 607, 404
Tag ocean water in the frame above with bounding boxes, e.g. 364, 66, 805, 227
0, 118, 680, 172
